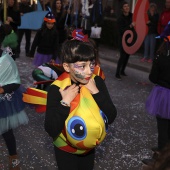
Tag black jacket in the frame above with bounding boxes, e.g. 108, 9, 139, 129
147, 13, 159, 35
30, 28, 59, 59
0, 7, 21, 32
19, 3, 33, 14
149, 54, 170, 89
117, 12, 133, 37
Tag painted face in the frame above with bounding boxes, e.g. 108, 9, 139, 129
46, 22, 54, 29
69, 60, 95, 84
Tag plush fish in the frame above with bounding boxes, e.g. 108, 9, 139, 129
52, 72, 107, 154
23, 72, 108, 154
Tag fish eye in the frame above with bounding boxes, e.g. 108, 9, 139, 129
100, 110, 108, 132
67, 116, 87, 140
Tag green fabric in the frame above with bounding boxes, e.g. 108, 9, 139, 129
2, 31, 18, 49
32, 68, 51, 81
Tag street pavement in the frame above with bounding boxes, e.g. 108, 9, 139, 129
0, 32, 154, 170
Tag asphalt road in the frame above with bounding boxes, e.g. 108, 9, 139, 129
0, 46, 156, 170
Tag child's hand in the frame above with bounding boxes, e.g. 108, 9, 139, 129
0, 87, 4, 94
84, 79, 99, 94
59, 84, 79, 105
5, 20, 10, 24
7, 17, 13, 22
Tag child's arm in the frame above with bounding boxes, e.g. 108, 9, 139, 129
0, 84, 20, 94
92, 76, 117, 124
7, 10, 21, 26
45, 85, 70, 139
30, 30, 41, 57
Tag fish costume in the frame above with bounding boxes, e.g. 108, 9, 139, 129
23, 72, 108, 154
52, 72, 108, 154
23, 29, 112, 155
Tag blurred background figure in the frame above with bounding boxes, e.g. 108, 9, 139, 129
17, 0, 33, 58
157, 0, 170, 35
0, 0, 21, 60
52, 0, 71, 45
142, 22, 170, 167
141, 3, 159, 63
115, 1, 135, 81
29, 11, 59, 65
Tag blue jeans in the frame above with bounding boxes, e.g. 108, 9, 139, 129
144, 34, 157, 60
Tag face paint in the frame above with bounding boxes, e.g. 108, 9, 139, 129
73, 61, 95, 72
68, 61, 95, 84
89, 61, 95, 72
74, 69, 85, 80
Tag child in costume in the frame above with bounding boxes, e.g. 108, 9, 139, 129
29, 10, 59, 66
31, 29, 104, 91
0, 25, 29, 170
44, 35, 117, 169
142, 22, 170, 166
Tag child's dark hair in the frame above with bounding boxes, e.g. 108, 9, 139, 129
121, 1, 128, 9
61, 40, 96, 63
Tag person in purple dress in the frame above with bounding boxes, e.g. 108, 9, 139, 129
29, 10, 59, 66
142, 22, 170, 166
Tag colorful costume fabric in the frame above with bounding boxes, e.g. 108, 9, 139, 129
23, 72, 108, 154
146, 85, 170, 119
0, 48, 29, 135
52, 72, 107, 154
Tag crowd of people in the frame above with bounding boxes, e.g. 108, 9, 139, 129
115, 0, 170, 81
0, 0, 170, 170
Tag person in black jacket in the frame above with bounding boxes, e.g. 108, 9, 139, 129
0, 0, 21, 60
29, 11, 59, 66
52, 0, 71, 45
115, 1, 135, 80
17, 0, 33, 57
45, 36, 117, 170
142, 23, 170, 166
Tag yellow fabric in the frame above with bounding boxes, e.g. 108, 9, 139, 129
53, 73, 107, 154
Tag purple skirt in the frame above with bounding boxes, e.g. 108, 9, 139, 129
33, 53, 53, 66
33, 53, 61, 66
146, 85, 170, 119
